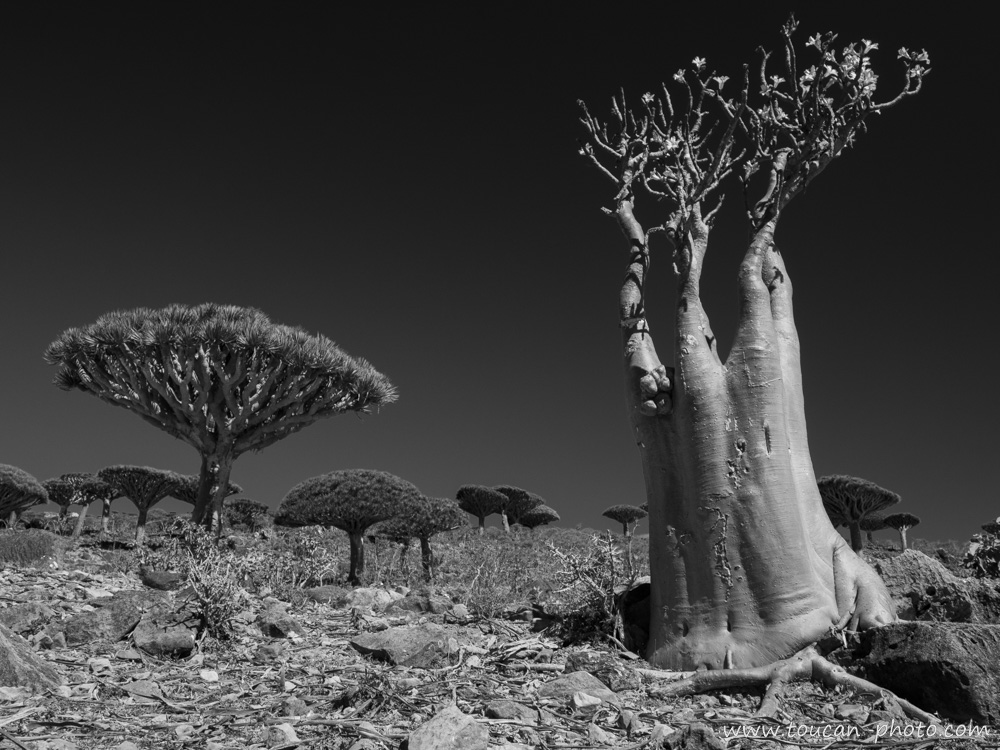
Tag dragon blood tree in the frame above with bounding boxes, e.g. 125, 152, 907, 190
518, 504, 560, 529
883, 512, 920, 552
41, 478, 76, 520
59, 473, 121, 538
603, 503, 649, 577
274, 469, 421, 585
373, 496, 466, 580
818, 475, 900, 552
579, 18, 930, 690
1, 465, 48, 526
456, 485, 506, 534
45, 303, 396, 533
859, 512, 888, 546
493, 485, 544, 533
98, 466, 183, 545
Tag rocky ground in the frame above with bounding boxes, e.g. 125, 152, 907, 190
1, 541, 999, 750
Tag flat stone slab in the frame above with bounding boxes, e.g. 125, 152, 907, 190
536, 670, 621, 707
350, 623, 475, 669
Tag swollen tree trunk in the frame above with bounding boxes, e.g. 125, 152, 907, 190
617, 203, 895, 671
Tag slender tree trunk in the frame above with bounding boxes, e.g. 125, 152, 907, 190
615, 202, 895, 671
101, 498, 112, 533
420, 537, 433, 581
71, 503, 89, 539
477, 515, 485, 534
399, 540, 410, 571
135, 505, 148, 546
501, 511, 510, 534
899, 528, 909, 551
848, 522, 864, 552
348, 531, 365, 585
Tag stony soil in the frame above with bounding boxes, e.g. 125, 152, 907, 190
1, 543, 997, 750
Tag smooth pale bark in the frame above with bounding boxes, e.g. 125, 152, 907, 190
101, 499, 112, 533
135, 505, 149, 546
616, 202, 895, 671
71, 503, 89, 539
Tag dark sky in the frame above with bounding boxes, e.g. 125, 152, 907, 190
0, 5, 993, 544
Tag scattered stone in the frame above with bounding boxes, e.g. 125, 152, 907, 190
138, 565, 186, 591
303, 585, 350, 604
407, 705, 488, 750
336, 587, 395, 612
484, 700, 537, 723
131, 595, 200, 658
451, 603, 470, 620
564, 650, 643, 691
282, 696, 309, 716
0, 622, 62, 691
350, 623, 471, 669
47, 589, 170, 646
256, 642, 289, 662
0, 601, 55, 634
852, 621, 1000, 724
258, 598, 304, 638
664, 722, 726, 750
537, 671, 621, 707
266, 722, 299, 746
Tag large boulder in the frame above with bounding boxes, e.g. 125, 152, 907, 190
47, 590, 171, 646
850, 621, 1000, 725
864, 549, 1000, 623
0, 623, 62, 691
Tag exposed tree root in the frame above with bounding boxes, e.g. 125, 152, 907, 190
647, 644, 938, 725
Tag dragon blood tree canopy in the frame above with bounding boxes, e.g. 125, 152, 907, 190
0, 465, 48, 521
45, 303, 397, 528
44, 303, 397, 456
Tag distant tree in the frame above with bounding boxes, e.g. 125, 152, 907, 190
222, 497, 271, 533
818, 475, 900, 552
983, 519, 1000, 537
518, 504, 560, 529
97, 466, 183, 545
603, 503, 649, 577
883, 512, 920, 552
372, 496, 466, 580
58, 473, 120, 538
41, 478, 76, 520
456, 485, 506, 534
602, 504, 648, 540
859, 512, 889, 545
274, 469, 420, 585
45, 303, 396, 534
493, 485, 544, 533
0, 465, 48, 527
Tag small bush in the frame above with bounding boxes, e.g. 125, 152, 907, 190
0, 530, 67, 568
963, 531, 1000, 579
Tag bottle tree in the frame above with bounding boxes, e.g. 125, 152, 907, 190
579, 19, 931, 712
45, 303, 396, 532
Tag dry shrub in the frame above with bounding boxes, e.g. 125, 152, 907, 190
0, 529, 67, 568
